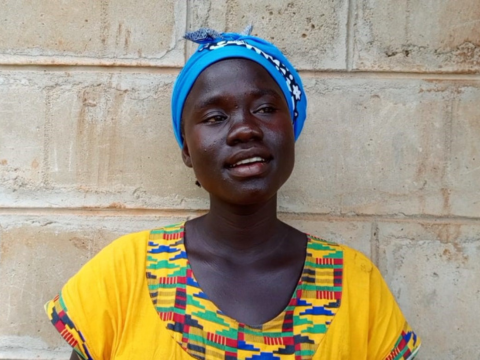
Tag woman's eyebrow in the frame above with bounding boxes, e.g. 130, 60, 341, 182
194, 95, 226, 111
193, 88, 284, 111
251, 88, 284, 100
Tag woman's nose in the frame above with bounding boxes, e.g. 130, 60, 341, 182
226, 110, 264, 145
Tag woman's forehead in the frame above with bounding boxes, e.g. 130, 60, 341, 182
199, 58, 276, 81
185, 59, 285, 108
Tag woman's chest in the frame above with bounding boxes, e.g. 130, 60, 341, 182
114, 309, 359, 360
187, 262, 304, 326
130, 226, 356, 360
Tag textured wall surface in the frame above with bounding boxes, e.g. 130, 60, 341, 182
0, 0, 479, 359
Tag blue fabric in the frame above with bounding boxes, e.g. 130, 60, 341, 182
171, 32, 307, 148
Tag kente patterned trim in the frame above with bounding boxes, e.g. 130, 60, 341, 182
385, 322, 421, 360
45, 293, 93, 360
146, 223, 344, 360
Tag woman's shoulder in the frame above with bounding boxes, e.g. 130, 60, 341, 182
99, 222, 185, 257
93, 228, 151, 262
305, 233, 381, 295
307, 234, 422, 358
56, 223, 186, 306
306, 233, 374, 272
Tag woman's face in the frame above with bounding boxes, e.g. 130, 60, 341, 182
181, 58, 295, 206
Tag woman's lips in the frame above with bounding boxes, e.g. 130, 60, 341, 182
227, 160, 270, 178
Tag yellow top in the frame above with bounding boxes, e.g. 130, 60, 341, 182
45, 223, 420, 360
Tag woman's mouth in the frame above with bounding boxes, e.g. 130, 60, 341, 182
230, 156, 266, 167
227, 156, 269, 177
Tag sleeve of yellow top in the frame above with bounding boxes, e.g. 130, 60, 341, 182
45, 233, 143, 360
44, 294, 92, 360
367, 264, 421, 360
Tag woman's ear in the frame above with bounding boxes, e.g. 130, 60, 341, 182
181, 141, 193, 168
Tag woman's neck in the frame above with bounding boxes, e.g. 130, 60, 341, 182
198, 194, 284, 253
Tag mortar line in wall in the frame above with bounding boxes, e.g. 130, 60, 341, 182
0, 63, 478, 81
370, 221, 380, 266
0, 207, 206, 217
298, 70, 480, 81
0, 64, 182, 74
280, 212, 480, 223
0, 207, 479, 224
345, 0, 355, 71
41, 89, 52, 187
184, 0, 191, 64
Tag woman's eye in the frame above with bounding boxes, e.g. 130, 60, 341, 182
204, 115, 225, 123
256, 106, 276, 114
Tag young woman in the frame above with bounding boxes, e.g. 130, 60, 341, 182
46, 28, 421, 360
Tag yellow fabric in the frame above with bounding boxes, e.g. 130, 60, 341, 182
46, 227, 420, 360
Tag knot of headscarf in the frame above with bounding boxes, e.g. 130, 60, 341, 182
171, 27, 307, 148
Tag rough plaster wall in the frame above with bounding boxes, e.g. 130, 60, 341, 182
0, 0, 479, 359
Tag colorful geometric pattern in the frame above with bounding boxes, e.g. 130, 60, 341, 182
385, 322, 421, 360
45, 293, 93, 360
146, 223, 344, 360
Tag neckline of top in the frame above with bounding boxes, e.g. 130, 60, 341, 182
178, 221, 313, 328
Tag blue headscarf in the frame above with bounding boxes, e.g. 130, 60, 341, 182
171, 27, 307, 148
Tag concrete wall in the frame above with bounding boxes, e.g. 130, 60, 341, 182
0, 0, 479, 359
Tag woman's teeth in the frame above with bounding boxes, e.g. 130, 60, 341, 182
232, 157, 265, 167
